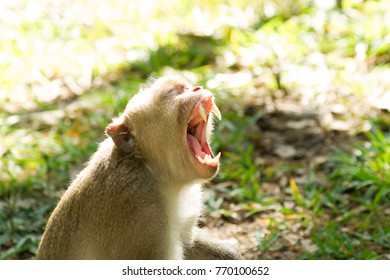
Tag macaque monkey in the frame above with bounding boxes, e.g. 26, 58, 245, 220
37, 76, 240, 260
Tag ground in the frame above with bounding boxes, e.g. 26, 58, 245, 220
1, 0, 389, 260
203, 104, 356, 259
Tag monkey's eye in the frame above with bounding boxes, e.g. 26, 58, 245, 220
167, 88, 177, 94
166, 85, 187, 97
166, 88, 179, 97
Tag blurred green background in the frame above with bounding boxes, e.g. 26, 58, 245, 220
0, 0, 389, 259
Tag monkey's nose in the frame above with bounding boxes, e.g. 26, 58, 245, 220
192, 86, 202, 92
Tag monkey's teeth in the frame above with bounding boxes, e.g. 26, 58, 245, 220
212, 101, 222, 121
198, 105, 208, 123
195, 152, 221, 167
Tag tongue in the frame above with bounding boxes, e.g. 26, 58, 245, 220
186, 134, 205, 159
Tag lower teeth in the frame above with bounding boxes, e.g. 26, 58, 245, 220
196, 154, 217, 166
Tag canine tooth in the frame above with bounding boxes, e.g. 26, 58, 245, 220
198, 104, 208, 122
211, 101, 222, 121
214, 152, 221, 162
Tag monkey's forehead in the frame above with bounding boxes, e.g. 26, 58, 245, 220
124, 75, 197, 113
151, 76, 193, 89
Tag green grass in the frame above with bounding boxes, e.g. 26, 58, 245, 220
1, 0, 389, 259
0, 82, 135, 259
306, 129, 390, 259
210, 107, 390, 259
214, 112, 262, 201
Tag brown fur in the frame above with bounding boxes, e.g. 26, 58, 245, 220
37, 76, 240, 260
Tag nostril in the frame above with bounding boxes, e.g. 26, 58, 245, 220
193, 86, 202, 92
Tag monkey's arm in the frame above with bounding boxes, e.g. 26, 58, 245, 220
184, 236, 241, 260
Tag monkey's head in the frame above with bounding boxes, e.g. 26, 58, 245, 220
106, 76, 222, 183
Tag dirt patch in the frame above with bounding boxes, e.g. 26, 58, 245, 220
203, 105, 360, 259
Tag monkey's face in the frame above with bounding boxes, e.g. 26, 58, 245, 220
124, 76, 222, 183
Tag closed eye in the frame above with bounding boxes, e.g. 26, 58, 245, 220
165, 85, 187, 97
167, 88, 178, 96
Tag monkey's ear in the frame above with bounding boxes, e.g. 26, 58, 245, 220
105, 122, 135, 154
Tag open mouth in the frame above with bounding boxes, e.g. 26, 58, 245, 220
186, 92, 222, 168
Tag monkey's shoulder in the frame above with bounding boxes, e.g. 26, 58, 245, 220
64, 139, 155, 198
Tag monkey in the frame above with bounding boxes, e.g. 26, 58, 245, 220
37, 76, 240, 260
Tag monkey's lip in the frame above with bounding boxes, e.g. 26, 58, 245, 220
186, 92, 221, 168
